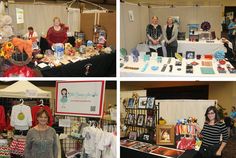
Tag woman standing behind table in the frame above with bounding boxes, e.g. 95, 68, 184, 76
46, 17, 68, 47
162, 17, 178, 57
194, 106, 228, 158
146, 16, 163, 56
24, 109, 58, 158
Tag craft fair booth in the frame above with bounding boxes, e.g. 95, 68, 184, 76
120, 2, 236, 77
120, 88, 220, 158
0, 1, 116, 77
0, 80, 117, 158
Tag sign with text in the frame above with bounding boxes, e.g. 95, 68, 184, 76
56, 81, 105, 117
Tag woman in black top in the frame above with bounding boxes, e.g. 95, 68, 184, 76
163, 17, 178, 57
195, 106, 228, 158
146, 16, 163, 56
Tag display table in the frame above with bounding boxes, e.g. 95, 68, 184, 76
120, 139, 198, 158
37, 52, 116, 77
120, 57, 236, 77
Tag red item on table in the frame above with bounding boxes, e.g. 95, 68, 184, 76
3, 65, 36, 77
204, 54, 213, 60
176, 137, 196, 150
219, 60, 226, 65
46, 26, 68, 47
31, 105, 54, 127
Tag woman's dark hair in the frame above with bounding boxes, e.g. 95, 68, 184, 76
28, 26, 33, 31
205, 106, 220, 123
36, 108, 50, 123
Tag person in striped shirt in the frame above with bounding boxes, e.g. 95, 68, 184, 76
195, 106, 229, 158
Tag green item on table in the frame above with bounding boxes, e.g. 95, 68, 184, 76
120, 48, 127, 57
200, 67, 215, 74
143, 55, 150, 62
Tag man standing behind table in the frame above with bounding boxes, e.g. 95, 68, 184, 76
228, 17, 236, 52
146, 16, 163, 56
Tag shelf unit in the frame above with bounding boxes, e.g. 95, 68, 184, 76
124, 99, 160, 144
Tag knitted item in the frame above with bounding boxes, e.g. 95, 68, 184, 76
0, 146, 10, 157
9, 139, 25, 156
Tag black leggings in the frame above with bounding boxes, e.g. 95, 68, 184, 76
198, 145, 222, 158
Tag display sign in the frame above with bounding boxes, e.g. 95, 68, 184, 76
16, 8, 24, 24
56, 81, 105, 117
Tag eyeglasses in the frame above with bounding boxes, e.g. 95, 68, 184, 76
207, 112, 215, 115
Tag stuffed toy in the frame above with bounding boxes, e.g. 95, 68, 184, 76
0, 2, 14, 42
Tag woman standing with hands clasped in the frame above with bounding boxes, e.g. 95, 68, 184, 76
194, 106, 228, 158
24, 109, 58, 158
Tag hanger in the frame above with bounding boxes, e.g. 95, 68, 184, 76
40, 99, 44, 106
19, 98, 24, 105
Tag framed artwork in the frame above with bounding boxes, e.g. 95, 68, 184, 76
146, 115, 154, 127
156, 125, 175, 145
137, 114, 145, 126
138, 97, 147, 109
127, 113, 135, 125
55, 81, 105, 117
186, 51, 195, 59
129, 131, 137, 140
146, 97, 155, 109
142, 133, 151, 142
127, 98, 135, 108
150, 146, 184, 158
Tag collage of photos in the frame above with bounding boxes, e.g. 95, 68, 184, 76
0, 0, 236, 158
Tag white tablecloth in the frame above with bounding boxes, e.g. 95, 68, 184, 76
160, 40, 232, 57
120, 57, 236, 77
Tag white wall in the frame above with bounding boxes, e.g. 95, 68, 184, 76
120, 2, 149, 52
121, 2, 223, 51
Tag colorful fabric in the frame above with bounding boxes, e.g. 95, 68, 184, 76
10, 139, 26, 156
3, 65, 36, 77
0, 146, 10, 157
0, 106, 6, 130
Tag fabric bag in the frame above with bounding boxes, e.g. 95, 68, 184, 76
176, 137, 196, 150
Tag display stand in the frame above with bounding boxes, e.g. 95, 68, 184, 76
124, 98, 160, 144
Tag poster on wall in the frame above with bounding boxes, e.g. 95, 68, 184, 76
16, 8, 24, 24
55, 81, 105, 117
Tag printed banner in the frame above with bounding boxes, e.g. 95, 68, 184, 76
56, 81, 105, 117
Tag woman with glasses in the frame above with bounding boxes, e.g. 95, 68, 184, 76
195, 106, 228, 158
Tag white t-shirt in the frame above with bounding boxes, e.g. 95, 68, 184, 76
98, 132, 116, 158
82, 126, 97, 156
10, 104, 32, 130
23, 31, 39, 41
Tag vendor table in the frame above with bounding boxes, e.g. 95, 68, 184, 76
38, 52, 116, 77
120, 140, 198, 158
120, 57, 236, 77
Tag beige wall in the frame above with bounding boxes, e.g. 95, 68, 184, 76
9, 3, 68, 36
209, 82, 236, 114
150, 6, 222, 38
120, 2, 149, 52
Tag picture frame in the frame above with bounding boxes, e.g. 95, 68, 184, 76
129, 131, 137, 140
127, 98, 135, 108
156, 125, 175, 145
142, 133, 151, 142
186, 51, 195, 59
127, 113, 135, 125
146, 115, 155, 127
137, 114, 145, 126
146, 97, 155, 109
138, 97, 147, 109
